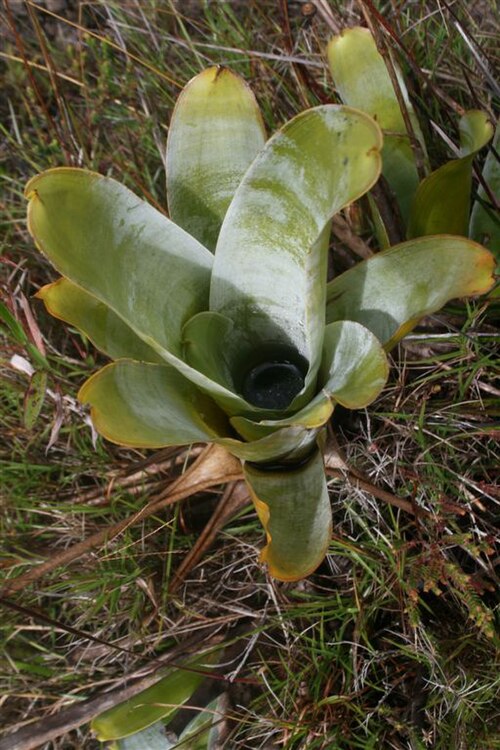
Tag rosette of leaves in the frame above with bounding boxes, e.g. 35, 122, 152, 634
25, 67, 495, 581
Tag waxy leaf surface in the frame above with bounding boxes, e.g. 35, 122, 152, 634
326, 236, 496, 348
37, 278, 163, 363
26, 169, 213, 359
25, 168, 259, 415
210, 105, 382, 385
167, 66, 266, 252
244, 449, 331, 581
78, 361, 227, 448
92, 653, 216, 740
79, 360, 318, 463
327, 26, 427, 224
318, 320, 388, 408
408, 110, 493, 238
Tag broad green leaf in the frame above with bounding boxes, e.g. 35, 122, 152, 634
327, 26, 427, 224
318, 320, 388, 409
231, 401, 333, 443
26, 169, 213, 360
244, 449, 331, 581
114, 723, 175, 750
470, 121, 500, 296
210, 105, 382, 393
408, 110, 494, 238
166, 66, 266, 252
23, 370, 47, 429
25, 168, 254, 415
78, 361, 228, 449
78, 359, 316, 463
224, 425, 319, 464
182, 311, 242, 398
37, 278, 163, 363
91, 652, 217, 741
326, 235, 496, 349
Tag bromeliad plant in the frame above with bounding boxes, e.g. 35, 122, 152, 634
25, 66, 495, 581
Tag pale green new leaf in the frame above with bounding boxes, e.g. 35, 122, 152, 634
210, 105, 382, 392
408, 110, 494, 237
327, 26, 427, 224
244, 450, 331, 581
166, 66, 266, 252
37, 278, 163, 363
91, 652, 216, 741
326, 235, 496, 349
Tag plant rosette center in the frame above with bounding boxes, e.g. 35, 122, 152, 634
25, 64, 495, 580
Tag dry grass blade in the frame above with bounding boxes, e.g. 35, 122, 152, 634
1, 445, 242, 595
0, 631, 224, 750
169, 481, 251, 595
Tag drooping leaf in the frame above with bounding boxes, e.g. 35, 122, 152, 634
408, 110, 494, 238
326, 235, 496, 349
244, 449, 332, 581
37, 278, 163, 363
25, 168, 254, 415
78, 359, 316, 463
470, 120, 500, 296
78, 361, 228, 448
210, 105, 382, 401
327, 26, 427, 224
166, 66, 266, 252
91, 652, 217, 741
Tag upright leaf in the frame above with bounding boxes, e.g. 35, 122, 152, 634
167, 66, 266, 252
210, 105, 382, 397
327, 26, 427, 224
408, 110, 494, 238
244, 450, 332, 581
326, 236, 496, 348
